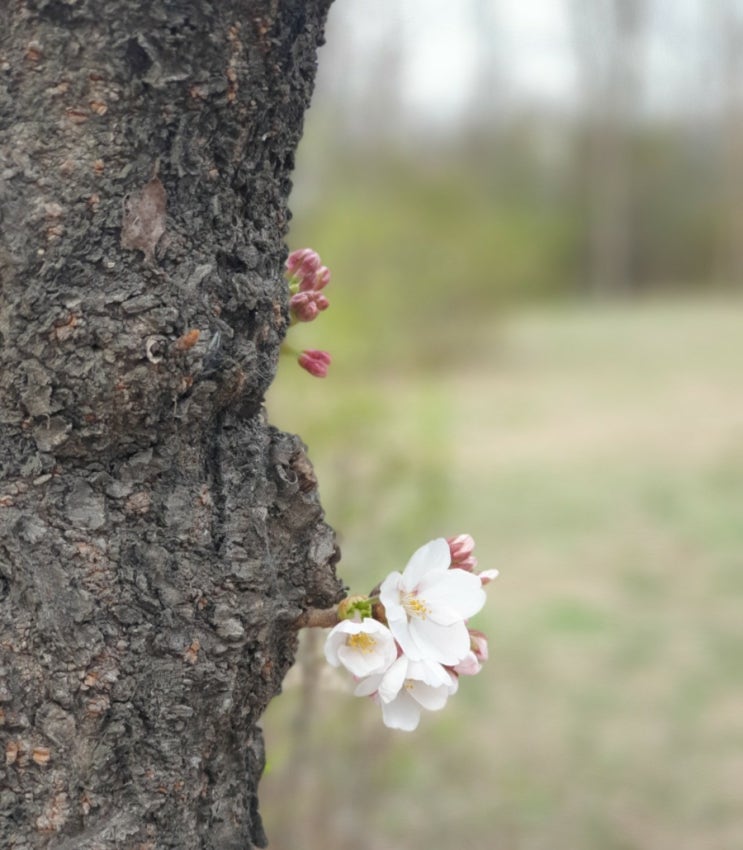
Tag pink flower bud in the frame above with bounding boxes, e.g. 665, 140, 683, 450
468, 629, 489, 662
447, 534, 478, 571
315, 265, 331, 290
297, 267, 331, 293
452, 651, 482, 676
448, 534, 475, 560
298, 349, 331, 378
286, 248, 322, 276
290, 291, 329, 323
297, 272, 317, 292
478, 569, 499, 585
289, 292, 317, 322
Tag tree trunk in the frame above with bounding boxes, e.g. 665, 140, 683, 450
719, 0, 743, 287
571, 0, 645, 296
0, 2, 343, 847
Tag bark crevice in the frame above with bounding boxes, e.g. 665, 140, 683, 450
206, 411, 227, 556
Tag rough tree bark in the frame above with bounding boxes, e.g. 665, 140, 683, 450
0, 1, 343, 847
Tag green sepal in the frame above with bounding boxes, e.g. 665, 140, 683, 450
337, 595, 373, 621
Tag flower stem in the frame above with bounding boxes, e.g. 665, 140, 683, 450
293, 607, 340, 630
280, 342, 299, 357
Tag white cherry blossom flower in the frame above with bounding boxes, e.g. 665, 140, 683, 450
379, 538, 486, 666
355, 655, 458, 731
324, 617, 398, 678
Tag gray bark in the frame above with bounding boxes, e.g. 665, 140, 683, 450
0, 1, 343, 847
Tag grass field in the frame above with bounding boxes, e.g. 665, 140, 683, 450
261, 298, 743, 850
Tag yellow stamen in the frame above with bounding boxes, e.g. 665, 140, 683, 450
402, 592, 430, 620
347, 632, 377, 653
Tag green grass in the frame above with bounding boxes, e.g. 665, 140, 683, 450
262, 299, 743, 850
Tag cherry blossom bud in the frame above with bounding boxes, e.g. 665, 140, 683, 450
450, 628, 489, 676
468, 629, 489, 662
298, 349, 331, 378
478, 568, 499, 585
315, 293, 329, 311
452, 651, 482, 676
297, 264, 331, 293
447, 534, 478, 571
315, 265, 331, 290
286, 247, 321, 276
289, 291, 329, 323
289, 292, 319, 322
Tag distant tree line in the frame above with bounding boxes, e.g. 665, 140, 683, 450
302, 0, 743, 300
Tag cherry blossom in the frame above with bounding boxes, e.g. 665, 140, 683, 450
355, 656, 457, 731
324, 617, 398, 678
308, 535, 495, 731
379, 538, 486, 666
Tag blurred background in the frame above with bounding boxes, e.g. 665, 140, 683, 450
261, 1, 743, 848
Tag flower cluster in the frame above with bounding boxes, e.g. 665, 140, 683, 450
324, 536, 497, 731
284, 247, 332, 377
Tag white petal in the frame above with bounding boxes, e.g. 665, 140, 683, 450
381, 692, 421, 731
379, 571, 406, 621
410, 617, 471, 665
401, 538, 451, 587
354, 674, 383, 698
408, 681, 450, 712
407, 658, 452, 688
378, 656, 408, 703
447, 671, 460, 695
326, 618, 397, 676
323, 623, 349, 667
336, 644, 385, 678
387, 618, 425, 661
419, 569, 486, 624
